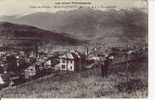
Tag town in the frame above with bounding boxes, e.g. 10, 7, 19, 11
0, 42, 147, 90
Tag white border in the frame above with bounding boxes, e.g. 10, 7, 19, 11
148, 0, 155, 100
1, 1, 153, 100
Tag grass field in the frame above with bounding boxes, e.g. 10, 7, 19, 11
0, 58, 148, 98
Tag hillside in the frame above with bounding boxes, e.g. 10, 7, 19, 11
0, 22, 85, 47
0, 58, 148, 98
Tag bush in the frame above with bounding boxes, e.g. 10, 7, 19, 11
116, 79, 146, 93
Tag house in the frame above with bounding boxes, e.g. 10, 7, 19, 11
54, 50, 81, 72
24, 64, 36, 79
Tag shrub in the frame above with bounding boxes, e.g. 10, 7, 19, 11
116, 79, 146, 93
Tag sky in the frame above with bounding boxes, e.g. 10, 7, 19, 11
0, 0, 147, 16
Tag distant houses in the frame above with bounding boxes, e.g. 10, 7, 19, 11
0, 47, 6, 57
0, 45, 95, 80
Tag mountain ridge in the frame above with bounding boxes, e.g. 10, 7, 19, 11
0, 22, 86, 47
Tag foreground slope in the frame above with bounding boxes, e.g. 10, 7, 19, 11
0, 58, 148, 98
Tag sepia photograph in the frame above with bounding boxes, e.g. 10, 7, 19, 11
0, 0, 148, 98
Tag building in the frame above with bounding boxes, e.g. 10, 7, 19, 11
24, 64, 36, 79
0, 47, 7, 57
54, 50, 81, 72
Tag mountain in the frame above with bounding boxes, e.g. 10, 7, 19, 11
0, 8, 148, 42
0, 22, 85, 47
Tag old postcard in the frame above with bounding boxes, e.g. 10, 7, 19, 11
0, 0, 148, 98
